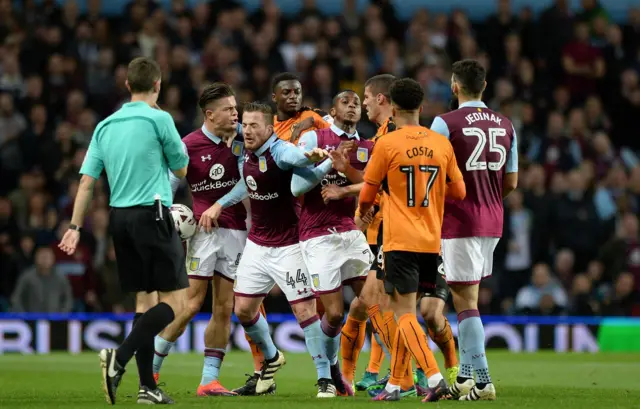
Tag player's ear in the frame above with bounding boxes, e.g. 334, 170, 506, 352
376, 93, 384, 106
266, 124, 274, 136
330, 107, 336, 117
271, 92, 276, 103
154, 79, 161, 94
482, 81, 487, 94
419, 105, 423, 114
125, 80, 131, 93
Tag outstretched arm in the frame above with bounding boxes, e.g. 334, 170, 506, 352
290, 131, 333, 196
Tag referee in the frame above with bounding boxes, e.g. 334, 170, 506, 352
58, 57, 189, 405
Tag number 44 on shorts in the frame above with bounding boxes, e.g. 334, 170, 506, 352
286, 269, 308, 288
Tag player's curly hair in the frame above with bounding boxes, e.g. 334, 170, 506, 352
452, 59, 486, 97
271, 72, 300, 92
199, 83, 235, 111
389, 78, 424, 111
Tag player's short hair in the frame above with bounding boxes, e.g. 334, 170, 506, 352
199, 83, 235, 111
389, 78, 424, 111
332, 89, 358, 105
451, 59, 486, 97
364, 74, 396, 101
127, 57, 161, 94
271, 72, 301, 92
243, 101, 274, 126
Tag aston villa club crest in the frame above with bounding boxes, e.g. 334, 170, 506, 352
357, 147, 368, 162
232, 141, 243, 156
259, 156, 268, 172
311, 274, 320, 289
189, 257, 200, 272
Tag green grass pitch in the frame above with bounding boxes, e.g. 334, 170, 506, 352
1, 351, 639, 408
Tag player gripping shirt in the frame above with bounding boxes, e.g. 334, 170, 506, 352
429, 59, 519, 401
291, 90, 374, 396
157, 84, 248, 397
233, 102, 338, 399
358, 78, 465, 403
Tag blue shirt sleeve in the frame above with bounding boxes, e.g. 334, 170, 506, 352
430, 116, 450, 139
506, 126, 519, 173
291, 161, 333, 196
168, 142, 188, 196
159, 112, 189, 171
80, 129, 105, 179
297, 130, 319, 153
271, 139, 313, 170
218, 147, 249, 208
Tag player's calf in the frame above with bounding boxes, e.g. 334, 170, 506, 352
153, 279, 208, 378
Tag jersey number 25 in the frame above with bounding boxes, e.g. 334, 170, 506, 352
463, 127, 507, 172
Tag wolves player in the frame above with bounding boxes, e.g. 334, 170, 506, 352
430, 59, 518, 401
272, 72, 332, 144
154, 83, 247, 396
291, 90, 374, 397
359, 78, 465, 402
233, 102, 336, 398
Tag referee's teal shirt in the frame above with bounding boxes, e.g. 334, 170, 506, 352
80, 101, 188, 208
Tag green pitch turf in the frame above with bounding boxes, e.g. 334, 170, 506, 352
0, 351, 639, 408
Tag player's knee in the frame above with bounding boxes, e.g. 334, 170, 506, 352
324, 309, 344, 328
213, 297, 234, 324
186, 297, 202, 318
233, 299, 255, 323
421, 306, 439, 327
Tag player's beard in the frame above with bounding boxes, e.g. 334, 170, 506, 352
449, 96, 459, 111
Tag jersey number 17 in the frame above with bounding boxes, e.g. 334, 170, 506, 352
400, 165, 440, 207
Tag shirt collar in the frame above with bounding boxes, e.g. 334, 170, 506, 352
255, 133, 278, 156
201, 124, 222, 144
330, 123, 360, 140
459, 101, 488, 109
122, 101, 148, 108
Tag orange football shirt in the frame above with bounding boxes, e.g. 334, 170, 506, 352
273, 109, 331, 144
363, 125, 463, 253
365, 118, 395, 245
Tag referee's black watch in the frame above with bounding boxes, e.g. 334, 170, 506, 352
69, 224, 81, 232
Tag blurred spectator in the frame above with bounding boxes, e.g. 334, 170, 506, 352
10, 246, 73, 313
503, 189, 533, 298
515, 263, 568, 315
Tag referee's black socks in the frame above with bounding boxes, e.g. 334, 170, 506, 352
116, 302, 175, 384
132, 312, 157, 389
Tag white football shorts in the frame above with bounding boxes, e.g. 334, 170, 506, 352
186, 228, 247, 282
234, 240, 314, 304
300, 230, 373, 294
441, 237, 500, 284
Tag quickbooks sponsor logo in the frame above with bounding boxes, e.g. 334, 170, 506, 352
248, 192, 279, 201
192, 178, 238, 192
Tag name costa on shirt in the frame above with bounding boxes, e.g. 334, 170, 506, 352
406, 146, 434, 159
191, 178, 239, 192
248, 191, 279, 201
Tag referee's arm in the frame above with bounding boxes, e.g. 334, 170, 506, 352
161, 113, 188, 178
70, 135, 105, 230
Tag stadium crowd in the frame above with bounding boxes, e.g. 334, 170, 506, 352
0, 0, 638, 316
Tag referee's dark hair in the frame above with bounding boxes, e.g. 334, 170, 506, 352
389, 78, 424, 111
127, 57, 161, 94
271, 72, 300, 92
198, 82, 236, 112
452, 59, 487, 97
364, 74, 396, 101
243, 102, 274, 126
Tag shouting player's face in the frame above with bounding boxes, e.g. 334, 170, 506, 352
331, 91, 361, 126
242, 111, 274, 152
273, 80, 302, 115
363, 86, 381, 123
206, 96, 238, 136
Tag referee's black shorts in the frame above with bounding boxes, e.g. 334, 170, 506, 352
109, 206, 188, 293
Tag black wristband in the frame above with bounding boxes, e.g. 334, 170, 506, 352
69, 224, 81, 232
